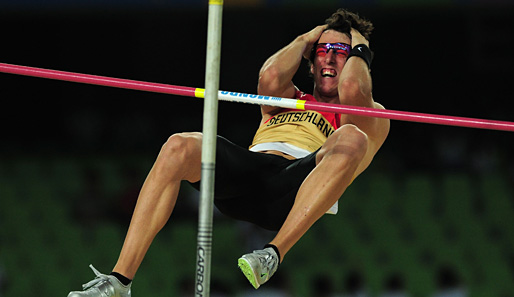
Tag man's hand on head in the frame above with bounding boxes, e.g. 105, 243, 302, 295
350, 28, 369, 47
301, 25, 328, 60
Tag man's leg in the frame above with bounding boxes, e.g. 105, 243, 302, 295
238, 125, 368, 289
113, 132, 203, 278
269, 124, 368, 260
68, 132, 203, 297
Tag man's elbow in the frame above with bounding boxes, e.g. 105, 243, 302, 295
258, 65, 282, 95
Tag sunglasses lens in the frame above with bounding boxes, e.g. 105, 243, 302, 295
315, 45, 328, 57
315, 43, 350, 58
334, 48, 348, 56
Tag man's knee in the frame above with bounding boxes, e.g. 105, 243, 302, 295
152, 132, 203, 181
320, 124, 368, 164
340, 124, 368, 154
161, 132, 202, 164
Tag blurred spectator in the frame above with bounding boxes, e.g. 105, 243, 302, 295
210, 277, 233, 297
312, 273, 336, 297
178, 276, 195, 297
432, 266, 467, 297
378, 273, 410, 297
342, 269, 370, 297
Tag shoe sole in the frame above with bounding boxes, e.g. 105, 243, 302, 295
238, 258, 260, 289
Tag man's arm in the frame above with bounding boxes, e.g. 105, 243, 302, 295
338, 28, 389, 170
258, 25, 327, 117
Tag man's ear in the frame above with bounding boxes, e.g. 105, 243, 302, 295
310, 63, 314, 76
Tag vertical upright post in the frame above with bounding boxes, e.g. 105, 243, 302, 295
195, 0, 223, 297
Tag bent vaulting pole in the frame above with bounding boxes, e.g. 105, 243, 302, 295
196, 0, 223, 296
0, 62, 513, 132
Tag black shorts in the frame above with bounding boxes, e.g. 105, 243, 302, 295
189, 136, 318, 231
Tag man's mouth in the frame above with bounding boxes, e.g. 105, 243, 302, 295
321, 68, 337, 77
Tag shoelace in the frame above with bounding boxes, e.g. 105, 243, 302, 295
82, 265, 110, 290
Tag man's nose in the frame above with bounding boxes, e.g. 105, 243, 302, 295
324, 50, 336, 63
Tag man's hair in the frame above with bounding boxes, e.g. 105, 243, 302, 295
325, 8, 374, 41
309, 9, 374, 64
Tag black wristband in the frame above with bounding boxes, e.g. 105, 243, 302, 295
348, 44, 373, 69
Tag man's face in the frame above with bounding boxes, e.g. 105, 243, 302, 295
311, 29, 351, 99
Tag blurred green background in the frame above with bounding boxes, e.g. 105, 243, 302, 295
0, 0, 513, 296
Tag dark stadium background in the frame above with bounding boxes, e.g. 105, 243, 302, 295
0, 0, 513, 296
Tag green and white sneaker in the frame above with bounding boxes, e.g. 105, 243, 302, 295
238, 247, 279, 289
68, 265, 131, 297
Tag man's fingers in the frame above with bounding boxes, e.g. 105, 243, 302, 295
303, 25, 328, 59
350, 28, 368, 46
310, 25, 328, 41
